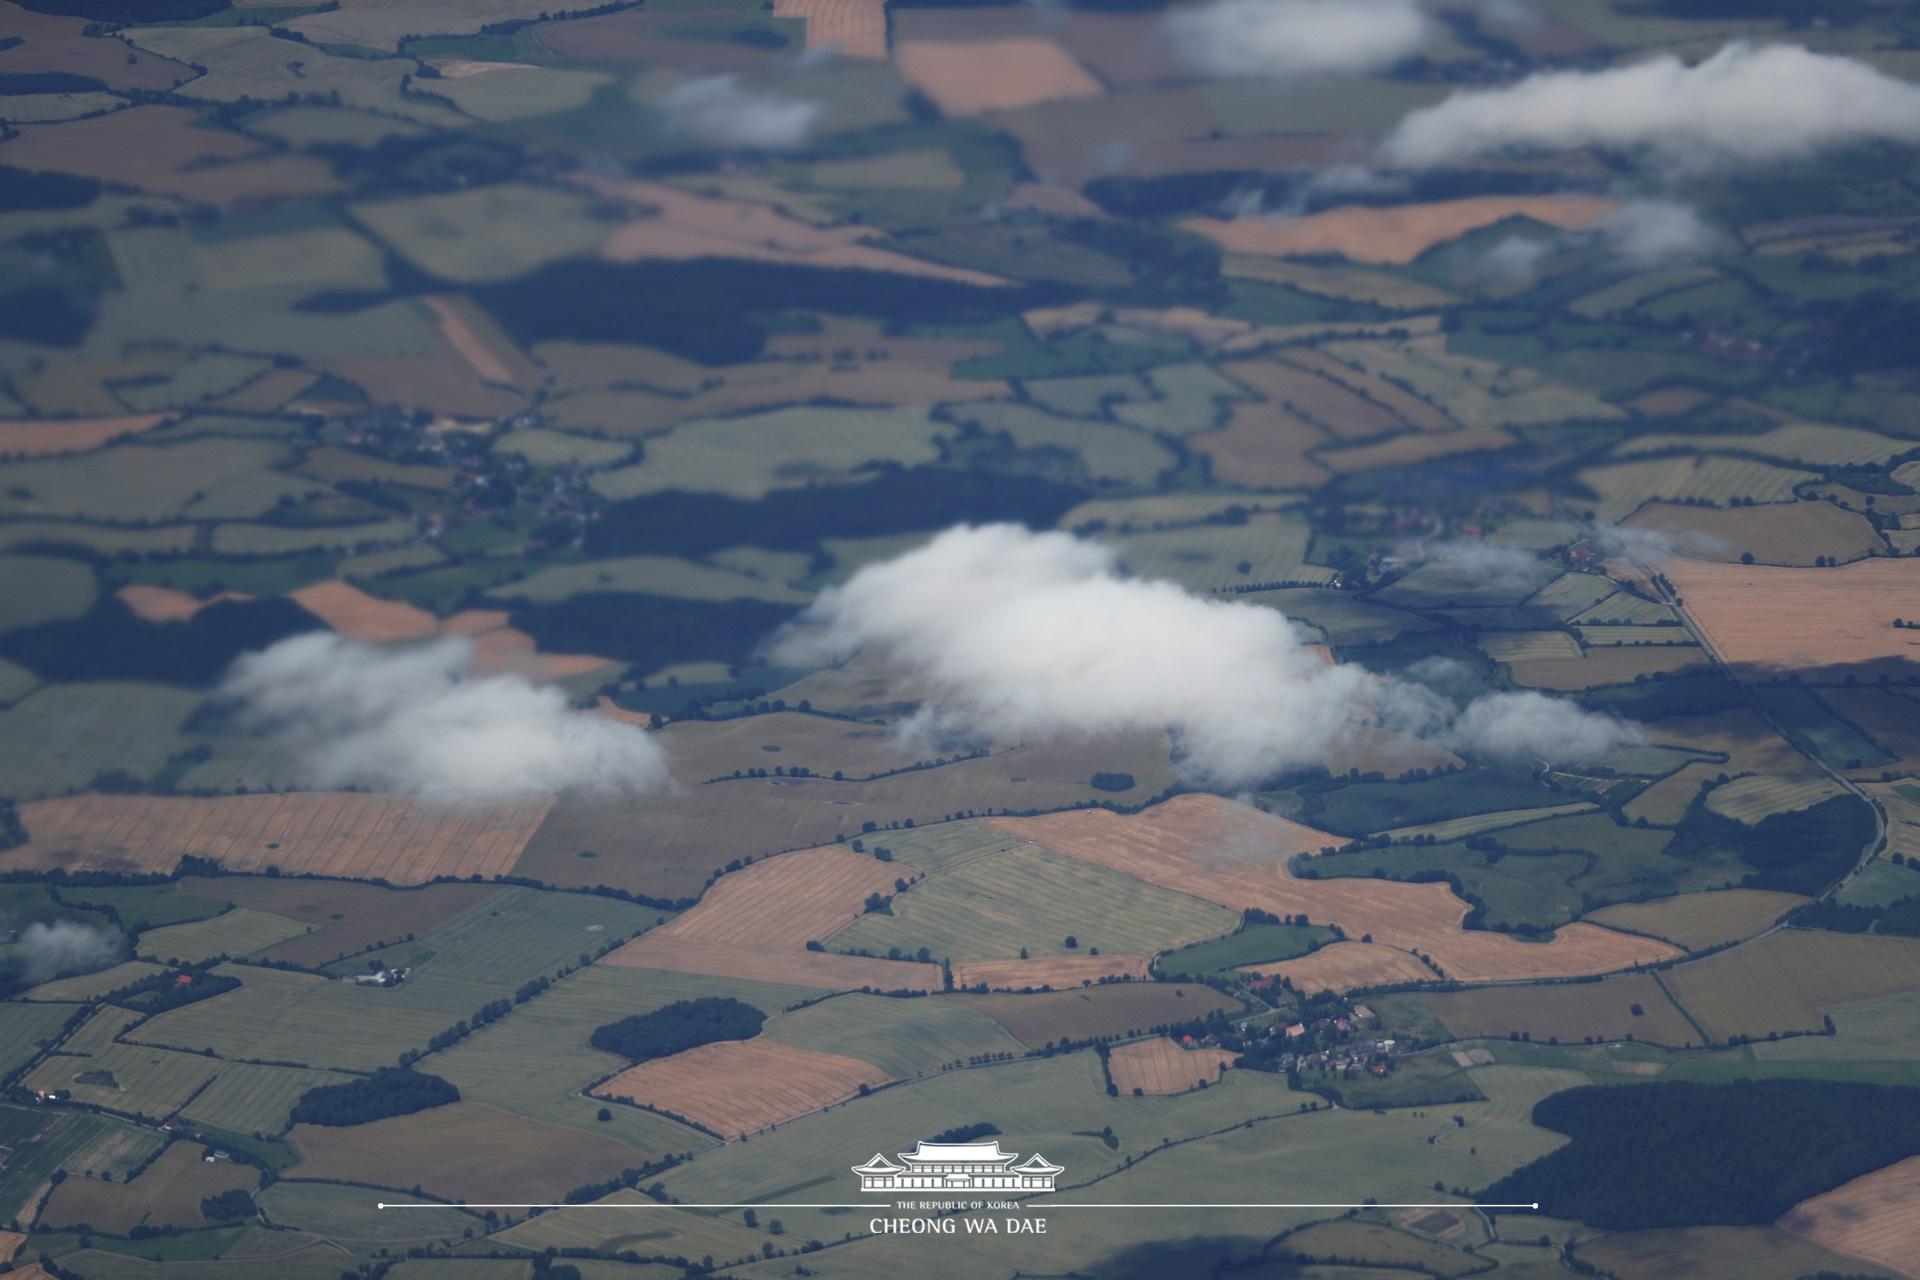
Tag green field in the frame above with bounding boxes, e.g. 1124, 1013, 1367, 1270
828, 842, 1239, 964
1155, 923, 1341, 980
0, 1103, 165, 1220
762, 992, 1028, 1079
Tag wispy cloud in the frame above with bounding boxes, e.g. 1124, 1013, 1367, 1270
661, 74, 820, 150
770, 524, 1635, 786
1167, 0, 1430, 80
222, 634, 671, 803
4, 921, 123, 986
1382, 42, 1920, 168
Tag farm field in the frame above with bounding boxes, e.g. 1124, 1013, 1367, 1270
994, 796, 1680, 984
1586, 888, 1806, 951
1625, 500, 1885, 566
953, 982, 1239, 1045
136, 907, 311, 964
1107, 1036, 1234, 1095
1182, 195, 1617, 265
1664, 929, 1920, 1043
38, 1141, 257, 1234
605, 845, 941, 991
180, 1062, 355, 1136
1705, 774, 1847, 823
1578, 1226, 1903, 1280
287, 1101, 643, 1204
2, 793, 553, 882
593, 1038, 890, 1138
1658, 555, 1920, 676
1777, 1155, 1920, 1277
827, 840, 1237, 963
762, 992, 1025, 1079
1382, 973, 1700, 1048
0, 1105, 164, 1223
254, 1181, 484, 1254
174, 876, 501, 968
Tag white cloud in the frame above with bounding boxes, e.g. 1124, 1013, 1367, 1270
5, 921, 123, 986
1596, 199, 1718, 267
661, 74, 820, 150
770, 524, 1632, 786
1413, 539, 1560, 591
222, 634, 671, 803
1167, 0, 1430, 80
1466, 233, 1554, 287
1446, 690, 1640, 765
1382, 42, 1920, 169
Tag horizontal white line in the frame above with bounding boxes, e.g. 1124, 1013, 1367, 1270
378, 1201, 1538, 1212
378, 1203, 890, 1210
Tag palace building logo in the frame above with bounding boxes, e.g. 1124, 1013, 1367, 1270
852, 1139, 1064, 1192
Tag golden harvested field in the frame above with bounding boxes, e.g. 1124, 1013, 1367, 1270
585, 177, 1007, 287
1705, 774, 1846, 823
289, 579, 437, 641
1108, 1036, 1234, 1096
1778, 1156, 1920, 1280
605, 845, 942, 992
1658, 555, 1920, 676
38, 1142, 256, 1234
894, 37, 1102, 115
593, 1038, 889, 1138
4, 792, 551, 882
1398, 973, 1699, 1047
115, 584, 251, 623
953, 982, 1240, 1046
994, 795, 1680, 984
1587, 889, 1806, 951
1665, 929, 1920, 1043
1318, 423, 1517, 474
1182, 195, 1618, 265
289, 1101, 643, 1203
1508, 644, 1710, 690
0, 414, 169, 458
1188, 401, 1330, 489
1624, 761, 1718, 824
776, 0, 889, 57
1248, 941, 1437, 993
1625, 501, 1883, 567
951, 953, 1152, 991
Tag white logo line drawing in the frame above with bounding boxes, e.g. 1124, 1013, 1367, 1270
853, 1139, 1064, 1192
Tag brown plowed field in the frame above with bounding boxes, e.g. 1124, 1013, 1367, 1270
1657, 555, 1920, 676
604, 845, 941, 991
992, 795, 1679, 984
4, 793, 550, 882
1779, 1157, 1920, 1280
289, 579, 438, 641
1108, 1036, 1234, 1095
951, 953, 1151, 991
1247, 941, 1436, 993
0, 414, 169, 458
593, 1039, 889, 1137
774, 0, 889, 57
117, 584, 251, 623
894, 37, 1102, 116
1182, 195, 1618, 265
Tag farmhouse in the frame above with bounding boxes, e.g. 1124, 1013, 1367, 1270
853, 1140, 1063, 1192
